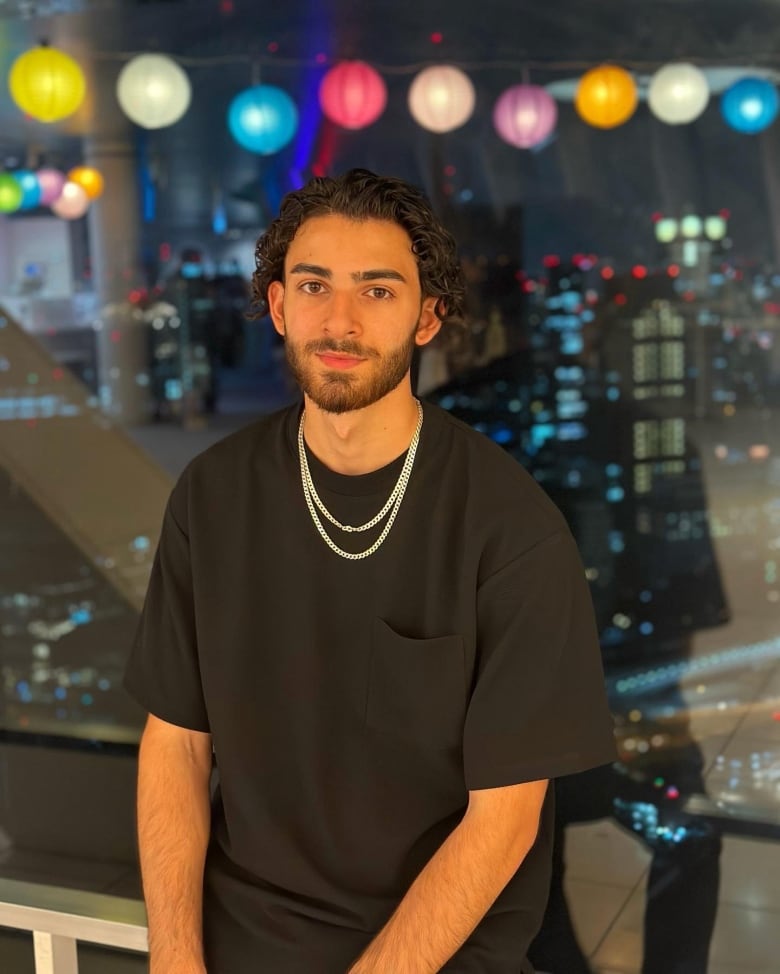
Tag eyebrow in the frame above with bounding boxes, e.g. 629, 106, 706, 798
289, 262, 407, 284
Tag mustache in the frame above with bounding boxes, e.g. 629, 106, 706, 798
304, 339, 379, 358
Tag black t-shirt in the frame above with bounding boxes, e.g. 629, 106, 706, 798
124, 399, 615, 973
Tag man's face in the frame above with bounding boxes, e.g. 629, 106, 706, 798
267, 214, 441, 414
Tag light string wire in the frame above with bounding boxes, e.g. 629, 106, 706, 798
85, 52, 780, 74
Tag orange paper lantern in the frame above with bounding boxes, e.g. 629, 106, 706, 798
68, 166, 104, 199
575, 65, 637, 129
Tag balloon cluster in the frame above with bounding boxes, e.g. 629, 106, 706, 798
0, 166, 104, 219
5, 43, 780, 159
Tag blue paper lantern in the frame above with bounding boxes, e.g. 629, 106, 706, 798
721, 77, 779, 134
14, 170, 41, 209
228, 84, 298, 154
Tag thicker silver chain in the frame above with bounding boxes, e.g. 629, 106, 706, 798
297, 400, 423, 560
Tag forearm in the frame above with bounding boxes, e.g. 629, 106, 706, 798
137, 730, 212, 972
348, 780, 548, 974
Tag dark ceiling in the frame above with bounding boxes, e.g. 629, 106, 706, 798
2, 0, 780, 265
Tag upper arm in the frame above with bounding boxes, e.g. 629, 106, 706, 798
466, 779, 549, 835
140, 712, 213, 776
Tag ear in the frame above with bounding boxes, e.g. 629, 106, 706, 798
267, 280, 286, 337
415, 295, 443, 348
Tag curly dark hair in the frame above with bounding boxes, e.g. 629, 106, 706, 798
249, 169, 466, 325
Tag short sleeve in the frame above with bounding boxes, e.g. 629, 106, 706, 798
123, 481, 210, 732
464, 531, 615, 790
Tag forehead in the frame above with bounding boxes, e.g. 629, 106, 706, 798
285, 214, 416, 271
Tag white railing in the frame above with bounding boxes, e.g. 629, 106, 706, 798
0, 878, 148, 974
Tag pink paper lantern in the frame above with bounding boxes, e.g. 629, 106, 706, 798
493, 85, 558, 149
36, 168, 67, 205
51, 181, 90, 219
319, 61, 387, 129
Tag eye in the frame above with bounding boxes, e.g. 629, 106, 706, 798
300, 281, 326, 294
367, 286, 393, 300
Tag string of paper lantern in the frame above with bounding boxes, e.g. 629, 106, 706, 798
4, 41, 780, 161
0, 166, 103, 219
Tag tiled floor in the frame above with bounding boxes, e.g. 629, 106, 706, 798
562, 822, 780, 973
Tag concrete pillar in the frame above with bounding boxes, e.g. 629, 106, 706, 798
85, 134, 151, 425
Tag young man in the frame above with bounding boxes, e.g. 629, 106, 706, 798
124, 169, 616, 974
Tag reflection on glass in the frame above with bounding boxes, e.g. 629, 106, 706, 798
426, 214, 780, 971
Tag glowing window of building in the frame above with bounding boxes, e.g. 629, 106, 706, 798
633, 344, 659, 381
661, 418, 686, 456
660, 341, 685, 379
633, 314, 660, 340
634, 464, 653, 494
633, 420, 660, 459
660, 311, 685, 337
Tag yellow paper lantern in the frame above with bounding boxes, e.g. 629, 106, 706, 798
575, 65, 637, 129
9, 45, 86, 123
68, 166, 104, 200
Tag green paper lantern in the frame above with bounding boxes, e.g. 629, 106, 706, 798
0, 173, 24, 213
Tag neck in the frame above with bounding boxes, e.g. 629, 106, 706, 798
301, 382, 420, 476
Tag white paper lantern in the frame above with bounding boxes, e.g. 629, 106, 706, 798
648, 63, 709, 125
51, 181, 90, 219
408, 66, 475, 133
117, 54, 191, 129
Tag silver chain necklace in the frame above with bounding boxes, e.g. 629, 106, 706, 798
297, 400, 423, 560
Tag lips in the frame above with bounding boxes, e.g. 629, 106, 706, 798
316, 353, 365, 369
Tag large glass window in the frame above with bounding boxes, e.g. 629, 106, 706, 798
1, 2, 779, 971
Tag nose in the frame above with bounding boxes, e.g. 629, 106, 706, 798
322, 289, 361, 339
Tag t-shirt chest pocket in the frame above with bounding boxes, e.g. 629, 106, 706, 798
365, 617, 468, 749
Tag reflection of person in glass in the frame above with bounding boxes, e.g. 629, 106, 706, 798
556, 286, 728, 974
123, 171, 616, 974
427, 270, 729, 974
526, 384, 729, 974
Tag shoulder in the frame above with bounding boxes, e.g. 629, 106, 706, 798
423, 401, 569, 541
168, 401, 299, 524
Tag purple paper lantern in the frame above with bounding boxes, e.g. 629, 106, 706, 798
36, 168, 67, 205
493, 85, 558, 149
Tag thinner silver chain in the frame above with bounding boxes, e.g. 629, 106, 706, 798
297, 400, 423, 560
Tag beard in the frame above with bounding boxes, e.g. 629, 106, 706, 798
282, 321, 419, 415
